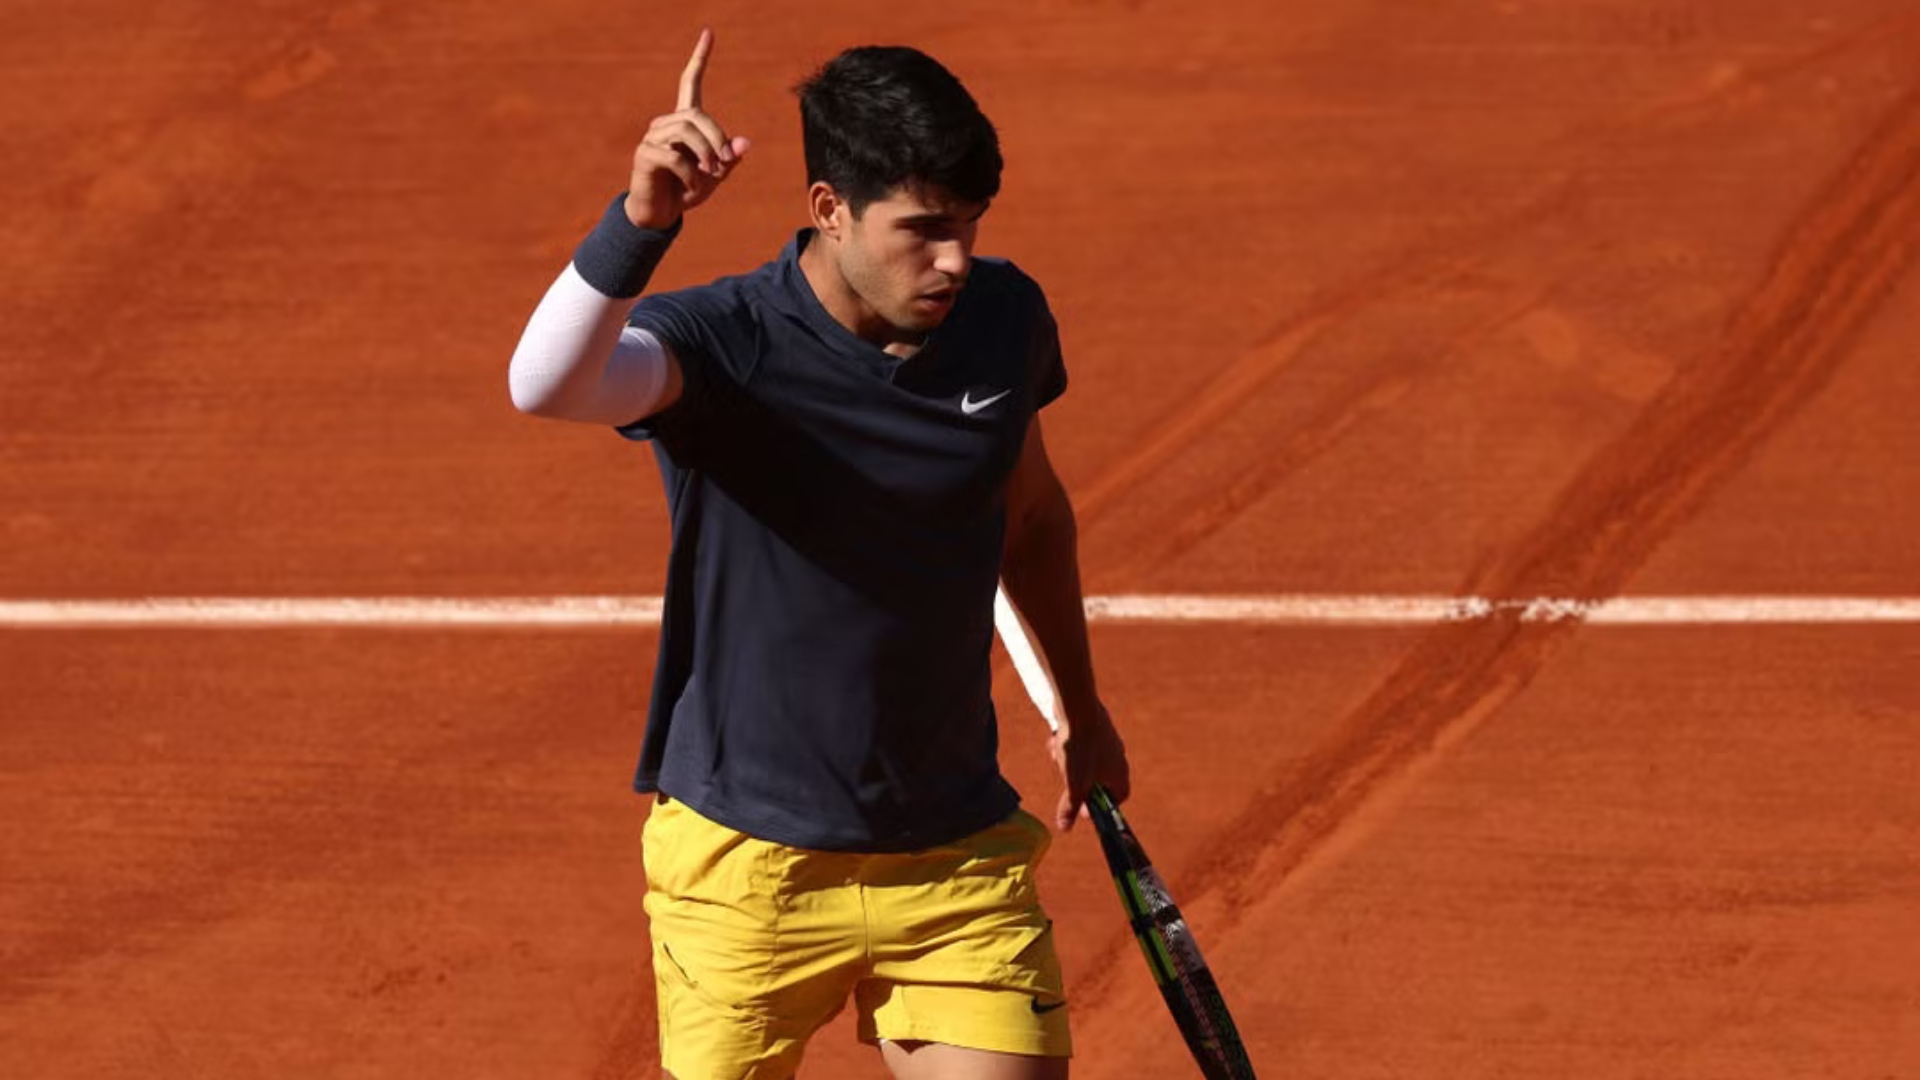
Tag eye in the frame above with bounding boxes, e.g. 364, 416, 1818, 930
905, 221, 957, 241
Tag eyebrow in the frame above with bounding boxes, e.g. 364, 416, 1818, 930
896, 203, 991, 227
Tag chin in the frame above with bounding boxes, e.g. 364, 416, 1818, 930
900, 298, 958, 332
893, 311, 946, 335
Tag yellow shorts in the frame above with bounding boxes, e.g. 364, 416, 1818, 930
641, 796, 1070, 1079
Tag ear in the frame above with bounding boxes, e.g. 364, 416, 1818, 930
807, 182, 846, 240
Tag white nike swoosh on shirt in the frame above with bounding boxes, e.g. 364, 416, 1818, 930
960, 389, 1011, 415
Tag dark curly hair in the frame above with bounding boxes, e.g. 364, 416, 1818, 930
795, 46, 1003, 216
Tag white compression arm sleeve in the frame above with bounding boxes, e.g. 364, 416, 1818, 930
508, 262, 673, 426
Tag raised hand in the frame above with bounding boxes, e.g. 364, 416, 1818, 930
625, 28, 753, 230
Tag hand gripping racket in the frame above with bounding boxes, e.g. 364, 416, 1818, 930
993, 588, 1258, 1080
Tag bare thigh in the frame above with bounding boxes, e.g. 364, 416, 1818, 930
879, 1039, 1069, 1080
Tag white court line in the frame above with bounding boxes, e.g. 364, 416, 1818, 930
1086, 594, 1920, 625
2, 594, 1919, 629
0, 596, 662, 629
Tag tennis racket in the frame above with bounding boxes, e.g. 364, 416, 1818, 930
993, 587, 1258, 1080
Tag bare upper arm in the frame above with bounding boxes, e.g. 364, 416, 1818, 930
1004, 414, 1069, 544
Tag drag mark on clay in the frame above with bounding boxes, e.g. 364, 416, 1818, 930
1098, 282, 1561, 584
1073, 11, 1920, 593
1067, 181, 1585, 530
1069, 73, 1920, 1015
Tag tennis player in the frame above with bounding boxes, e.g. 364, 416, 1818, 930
508, 30, 1130, 1080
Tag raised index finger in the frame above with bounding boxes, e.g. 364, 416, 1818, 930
677, 28, 713, 112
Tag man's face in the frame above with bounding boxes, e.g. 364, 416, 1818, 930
835, 184, 988, 338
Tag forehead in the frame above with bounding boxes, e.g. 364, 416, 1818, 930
864, 183, 988, 222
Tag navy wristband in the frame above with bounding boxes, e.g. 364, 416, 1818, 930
571, 194, 682, 299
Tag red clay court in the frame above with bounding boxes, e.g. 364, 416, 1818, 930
4, 2, 1918, 1077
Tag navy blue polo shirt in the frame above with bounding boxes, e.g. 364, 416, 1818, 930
618, 228, 1066, 852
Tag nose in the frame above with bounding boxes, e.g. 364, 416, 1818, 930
932, 238, 970, 281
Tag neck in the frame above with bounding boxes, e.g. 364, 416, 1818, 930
797, 233, 923, 357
